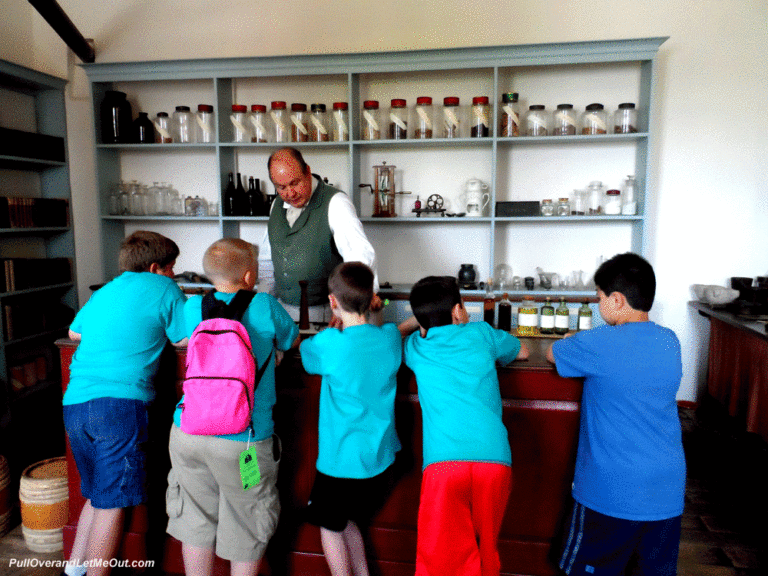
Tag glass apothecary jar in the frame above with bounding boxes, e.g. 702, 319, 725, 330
133, 112, 155, 144
552, 103, 577, 136
603, 189, 622, 215
231, 104, 250, 143
556, 198, 571, 216
621, 175, 637, 215
525, 105, 548, 136
331, 102, 349, 141
309, 103, 329, 142
173, 106, 194, 143
581, 103, 608, 135
614, 102, 638, 134
413, 96, 433, 139
500, 92, 520, 137
250, 104, 269, 143
154, 112, 172, 143
570, 189, 587, 215
361, 100, 381, 140
101, 90, 132, 144
471, 96, 490, 137
442, 96, 462, 138
540, 198, 555, 216
587, 180, 604, 215
518, 298, 538, 336
270, 101, 289, 143
290, 103, 309, 142
389, 99, 408, 140
196, 104, 214, 143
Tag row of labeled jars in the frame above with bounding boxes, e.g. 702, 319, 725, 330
521, 101, 638, 136
540, 176, 637, 217
107, 180, 218, 217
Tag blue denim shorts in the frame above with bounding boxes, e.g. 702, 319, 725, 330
63, 398, 149, 509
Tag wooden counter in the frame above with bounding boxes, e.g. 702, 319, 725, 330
57, 336, 582, 576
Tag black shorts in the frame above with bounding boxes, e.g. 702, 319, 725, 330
305, 467, 394, 532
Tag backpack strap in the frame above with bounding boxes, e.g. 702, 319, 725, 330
201, 289, 256, 321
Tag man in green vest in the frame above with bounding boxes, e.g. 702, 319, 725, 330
263, 147, 380, 325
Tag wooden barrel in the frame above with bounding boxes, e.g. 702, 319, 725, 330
19, 457, 68, 552
0, 455, 11, 538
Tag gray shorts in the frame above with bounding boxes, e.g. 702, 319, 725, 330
166, 424, 281, 562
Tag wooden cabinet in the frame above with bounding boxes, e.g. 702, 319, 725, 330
58, 338, 582, 576
82, 39, 666, 302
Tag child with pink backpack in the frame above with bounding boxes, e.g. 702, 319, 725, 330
166, 238, 298, 576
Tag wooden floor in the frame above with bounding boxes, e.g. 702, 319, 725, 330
1, 403, 766, 576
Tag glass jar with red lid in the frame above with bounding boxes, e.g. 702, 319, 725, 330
230, 104, 249, 142
290, 103, 309, 142
413, 96, 433, 139
442, 96, 462, 138
250, 104, 268, 143
270, 101, 289, 143
388, 98, 408, 140
331, 102, 349, 141
361, 100, 381, 140
471, 96, 490, 137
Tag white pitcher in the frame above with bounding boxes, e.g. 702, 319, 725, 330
462, 178, 489, 217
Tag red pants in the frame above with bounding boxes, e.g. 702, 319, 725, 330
415, 461, 513, 576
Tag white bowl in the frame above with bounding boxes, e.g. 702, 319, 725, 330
704, 286, 739, 305
691, 284, 707, 301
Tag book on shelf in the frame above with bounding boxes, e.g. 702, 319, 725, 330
1, 258, 72, 292
0, 197, 69, 228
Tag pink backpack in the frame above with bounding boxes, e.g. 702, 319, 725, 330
180, 290, 271, 436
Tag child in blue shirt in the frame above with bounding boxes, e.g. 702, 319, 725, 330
401, 275, 529, 576
166, 238, 298, 576
547, 252, 685, 576
300, 261, 402, 576
63, 231, 187, 576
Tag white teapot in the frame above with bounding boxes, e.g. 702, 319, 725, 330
461, 178, 490, 217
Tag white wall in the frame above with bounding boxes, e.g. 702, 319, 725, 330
2, 0, 767, 401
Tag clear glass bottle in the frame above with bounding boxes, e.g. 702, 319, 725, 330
570, 189, 587, 215
500, 92, 520, 137
603, 189, 622, 215
555, 297, 570, 335
471, 96, 490, 138
556, 197, 571, 216
525, 105, 548, 136
196, 104, 214, 143
291, 103, 309, 142
498, 293, 513, 332
621, 175, 637, 215
389, 98, 408, 140
552, 103, 577, 136
107, 184, 120, 215
118, 182, 130, 215
442, 96, 461, 138
578, 300, 593, 331
231, 104, 250, 142
173, 106, 194, 143
540, 296, 555, 334
154, 112, 172, 143
309, 103, 329, 142
540, 198, 555, 216
614, 102, 638, 134
146, 182, 161, 215
250, 104, 268, 143
413, 96, 433, 139
128, 181, 143, 215
270, 101, 289, 143
361, 100, 381, 140
587, 181, 604, 215
581, 103, 608, 135
517, 298, 538, 336
483, 279, 495, 326
331, 102, 349, 141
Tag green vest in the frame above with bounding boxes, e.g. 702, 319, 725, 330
268, 177, 344, 306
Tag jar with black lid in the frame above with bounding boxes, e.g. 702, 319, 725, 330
101, 90, 133, 144
552, 103, 577, 136
525, 105, 548, 136
413, 97, 433, 139
581, 103, 608, 135
471, 96, 490, 137
309, 104, 329, 142
173, 106, 194, 143
154, 112, 172, 143
500, 92, 519, 137
613, 102, 638, 134
291, 103, 309, 142
442, 96, 461, 138
133, 112, 154, 144
361, 100, 381, 140
389, 99, 408, 140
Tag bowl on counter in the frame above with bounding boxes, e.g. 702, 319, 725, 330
691, 284, 740, 306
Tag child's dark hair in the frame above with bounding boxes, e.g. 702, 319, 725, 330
118, 231, 180, 273
594, 252, 656, 312
409, 276, 462, 331
328, 262, 374, 315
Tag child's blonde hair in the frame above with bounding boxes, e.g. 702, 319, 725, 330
203, 238, 257, 285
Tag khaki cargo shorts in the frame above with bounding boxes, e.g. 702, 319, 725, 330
166, 424, 281, 562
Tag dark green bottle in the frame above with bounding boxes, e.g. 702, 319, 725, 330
555, 297, 570, 335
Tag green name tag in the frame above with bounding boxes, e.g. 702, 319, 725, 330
239, 446, 261, 491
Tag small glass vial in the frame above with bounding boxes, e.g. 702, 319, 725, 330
570, 189, 587, 215
173, 106, 194, 143
498, 293, 513, 332
578, 300, 593, 331
603, 189, 622, 215
517, 298, 538, 336
552, 104, 577, 136
621, 175, 637, 215
614, 102, 638, 134
413, 96, 433, 139
331, 102, 349, 141
196, 104, 214, 143
308, 103, 329, 142
540, 297, 555, 334
388, 99, 408, 140
581, 103, 608, 135
540, 198, 555, 216
556, 197, 571, 216
270, 101, 289, 143
525, 105, 548, 136
154, 112, 172, 143
230, 104, 250, 143
471, 96, 490, 138
555, 297, 570, 335
250, 104, 269, 143
500, 92, 520, 137
291, 103, 309, 142
442, 96, 461, 138
587, 181, 604, 215
361, 100, 381, 140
